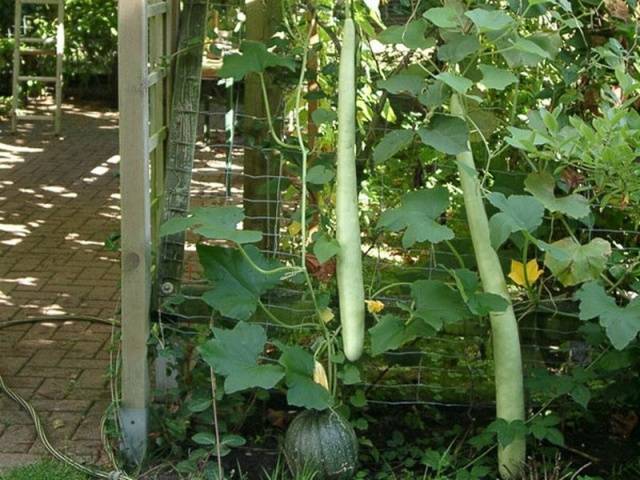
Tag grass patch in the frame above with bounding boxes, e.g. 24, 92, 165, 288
0, 460, 88, 480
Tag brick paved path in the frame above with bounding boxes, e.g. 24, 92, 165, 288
0, 104, 120, 470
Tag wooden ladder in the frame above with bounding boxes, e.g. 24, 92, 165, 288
11, 0, 65, 134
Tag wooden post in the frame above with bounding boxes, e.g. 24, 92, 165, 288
10, 0, 21, 133
54, 0, 64, 134
118, 0, 151, 466
243, 0, 282, 250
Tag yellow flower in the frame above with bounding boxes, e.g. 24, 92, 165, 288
508, 259, 543, 287
318, 307, 335, 324
313, 361, 330, 391
365, 299, 385, 314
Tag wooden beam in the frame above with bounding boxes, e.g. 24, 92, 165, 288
117, 0, 151, 466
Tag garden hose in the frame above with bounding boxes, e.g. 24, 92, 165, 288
0, 316, 135, 480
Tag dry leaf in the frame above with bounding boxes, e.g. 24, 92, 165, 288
313, 361, 330, 391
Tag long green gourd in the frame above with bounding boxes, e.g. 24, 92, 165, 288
335, 11, 365, 362
451, 94, 526, 478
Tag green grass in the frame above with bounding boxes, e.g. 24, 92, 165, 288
0, 460, 88, 480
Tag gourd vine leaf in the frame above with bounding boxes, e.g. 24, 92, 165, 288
198, 245, 283, 321
575, 281, 640, 350
311, 108, 336, 125
373, 129, 415, 164
377, 20, 436, 50
306, 164, 335, 184
418, 115, 470, 155
160, 206, 262, 244
277, 344, 332, 411
369, 314, 436, 356
218, 41, 295, 81
526, 367, 593, 408
528, 415, 565, 446
313, 233, 340, 264
423, 6, 461, 29
198, 322, 285, 394
524, 172, 590, 219
411, 280, 472, 330
478, 64, 518, 90
378, 74, 424, 96
465, 8, 515, 32
543, 237, 611, 287
435, 72, 473, 94
487, 193, 544, 248
378, 187, 454, 248
437, 33, 480, 63
451, 269, 510, 315
486, 419, 527, 448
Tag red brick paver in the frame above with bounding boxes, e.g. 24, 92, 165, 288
0, 104, 120, 469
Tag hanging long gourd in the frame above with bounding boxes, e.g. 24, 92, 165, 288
335, 11, 365, 362
451, 94, 525, 479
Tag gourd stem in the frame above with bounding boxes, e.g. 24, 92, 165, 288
451, 94, 526, 479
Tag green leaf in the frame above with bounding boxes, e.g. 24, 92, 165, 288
478, 65, 517, 90
198, 322, 285, 394
423, 7, 460, 29
377, 20, 435, 49
350, 389, 367, 407
498, 33, 561, 67
512, 37, 552, 59
313, 233, 340, 264
192, 432, 217, 446
487, 419, 527, 448
378, 74, 424, 95
576, 282, 640, 350
435, 72, 473, 94
369, 314, 436, 355
279, 345, 332, 410
543, 237, 611, 287
451, 269, 509, 315
524, 172, 590, 219
418, 115, 469, 155
411, 280, 471, 330
198, 245, 282, 321
437, 34, 480, 63
340, 364, 361, 385
218, 41, 295, 80
529, 415, 565, 446
418, 81, 450, 108
487, 193, 544, 248
465, 9, 515, 31
160, 206, 262, 244
373, 130, 415, 164
378, 187, 454, 248
306, 164, 335, 184
311, 108, 336, 125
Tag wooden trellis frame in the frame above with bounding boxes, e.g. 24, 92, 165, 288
117, 0, 179, 465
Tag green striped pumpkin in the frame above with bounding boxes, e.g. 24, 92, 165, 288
284, 409, 358, 479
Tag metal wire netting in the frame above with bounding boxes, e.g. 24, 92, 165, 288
148, 85, 640, 412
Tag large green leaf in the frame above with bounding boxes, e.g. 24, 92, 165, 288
377, 20, 436, 49
576, 282, 640, 350
218, 41, 295, 80
378, 74, 424, 95
487, 193, 544, 248
418, 115, 469, 155
478, 64, 518, 90
411, 280, 471, 330
373, 130, 416, 164
524, 172, 590, 219
378, 187, 454, 247
313, 233, 340, 264
369, 314, 436, 356
465, 8, 515, 32
198, 245, 282, 321
437, 33, 481, 62
278, 345, 332, 410
544, 237, 611, 286
423, 6, 461, 29
160, 206, 262, 244
435, 72, 473, 94
199, 322, 285, 394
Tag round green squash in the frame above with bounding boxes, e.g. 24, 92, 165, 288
284, 409, 358, 480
